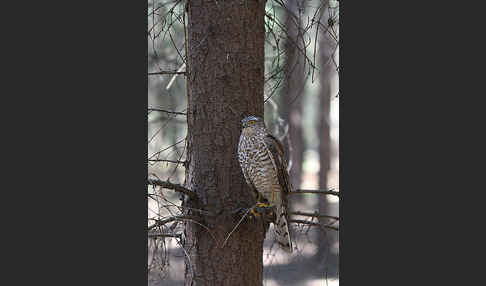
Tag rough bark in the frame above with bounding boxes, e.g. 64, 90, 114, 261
183, 1, 267, 285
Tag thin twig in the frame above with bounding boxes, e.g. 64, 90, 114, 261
166, 63, 186, 90
148, 159, 187, 166
148, 138, 186, 159
148, 215, 191, 230
148, 108, 187, 116
290, 211, 339, 221
148, 178, 197, 199
290, 189, 340, 197
148, 232, 181, 238
148, 71, 186, 75
289, 219, 339, 231
221, 207, 251, 248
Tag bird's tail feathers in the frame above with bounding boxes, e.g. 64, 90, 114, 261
274, 205, 293, 253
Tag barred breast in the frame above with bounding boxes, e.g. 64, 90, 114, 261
238, 130, 282, 207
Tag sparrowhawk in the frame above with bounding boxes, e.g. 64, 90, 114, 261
238, 115, 293, 253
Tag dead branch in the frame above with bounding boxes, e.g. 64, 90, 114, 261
148, 216, 180, 230
148, 159, 187, 166
290, 189, 339, 197
148, 70, 186, 76
148, 215, 198, 231
148, 138, 186, 160
290, 211, 339, 221
148, 108, 187, 116
148, 178, 197, 200
148, 232, 181, 239
289, 219, 339, 231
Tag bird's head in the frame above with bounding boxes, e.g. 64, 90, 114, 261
241, 115, 264, 129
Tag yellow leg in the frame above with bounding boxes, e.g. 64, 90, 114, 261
250, 202, 271, 218
257, 202, 270, 208
250, 208, 260, 217
251, 192, 273, 217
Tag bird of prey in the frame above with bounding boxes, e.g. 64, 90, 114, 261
237, 115, 293, 252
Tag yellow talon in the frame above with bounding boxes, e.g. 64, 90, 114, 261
257, 202, 269, 208
250, 208, 260, 217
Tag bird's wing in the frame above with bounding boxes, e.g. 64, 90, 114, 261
264, 134, 292, 197
264, 133, 293, 252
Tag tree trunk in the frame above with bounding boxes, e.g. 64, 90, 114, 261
317, 6, 338, 276
280, 0, 305, 190
184, 1, 266, 285
317, 42, 331, 253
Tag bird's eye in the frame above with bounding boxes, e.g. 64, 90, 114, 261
248, 120, 255, 125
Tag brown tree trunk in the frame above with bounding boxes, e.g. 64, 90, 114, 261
183, 1, 267, 285
280, 0, 305, 190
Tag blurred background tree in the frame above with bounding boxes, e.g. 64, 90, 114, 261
279, 0, 306, 191
148, 0, 339, 285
